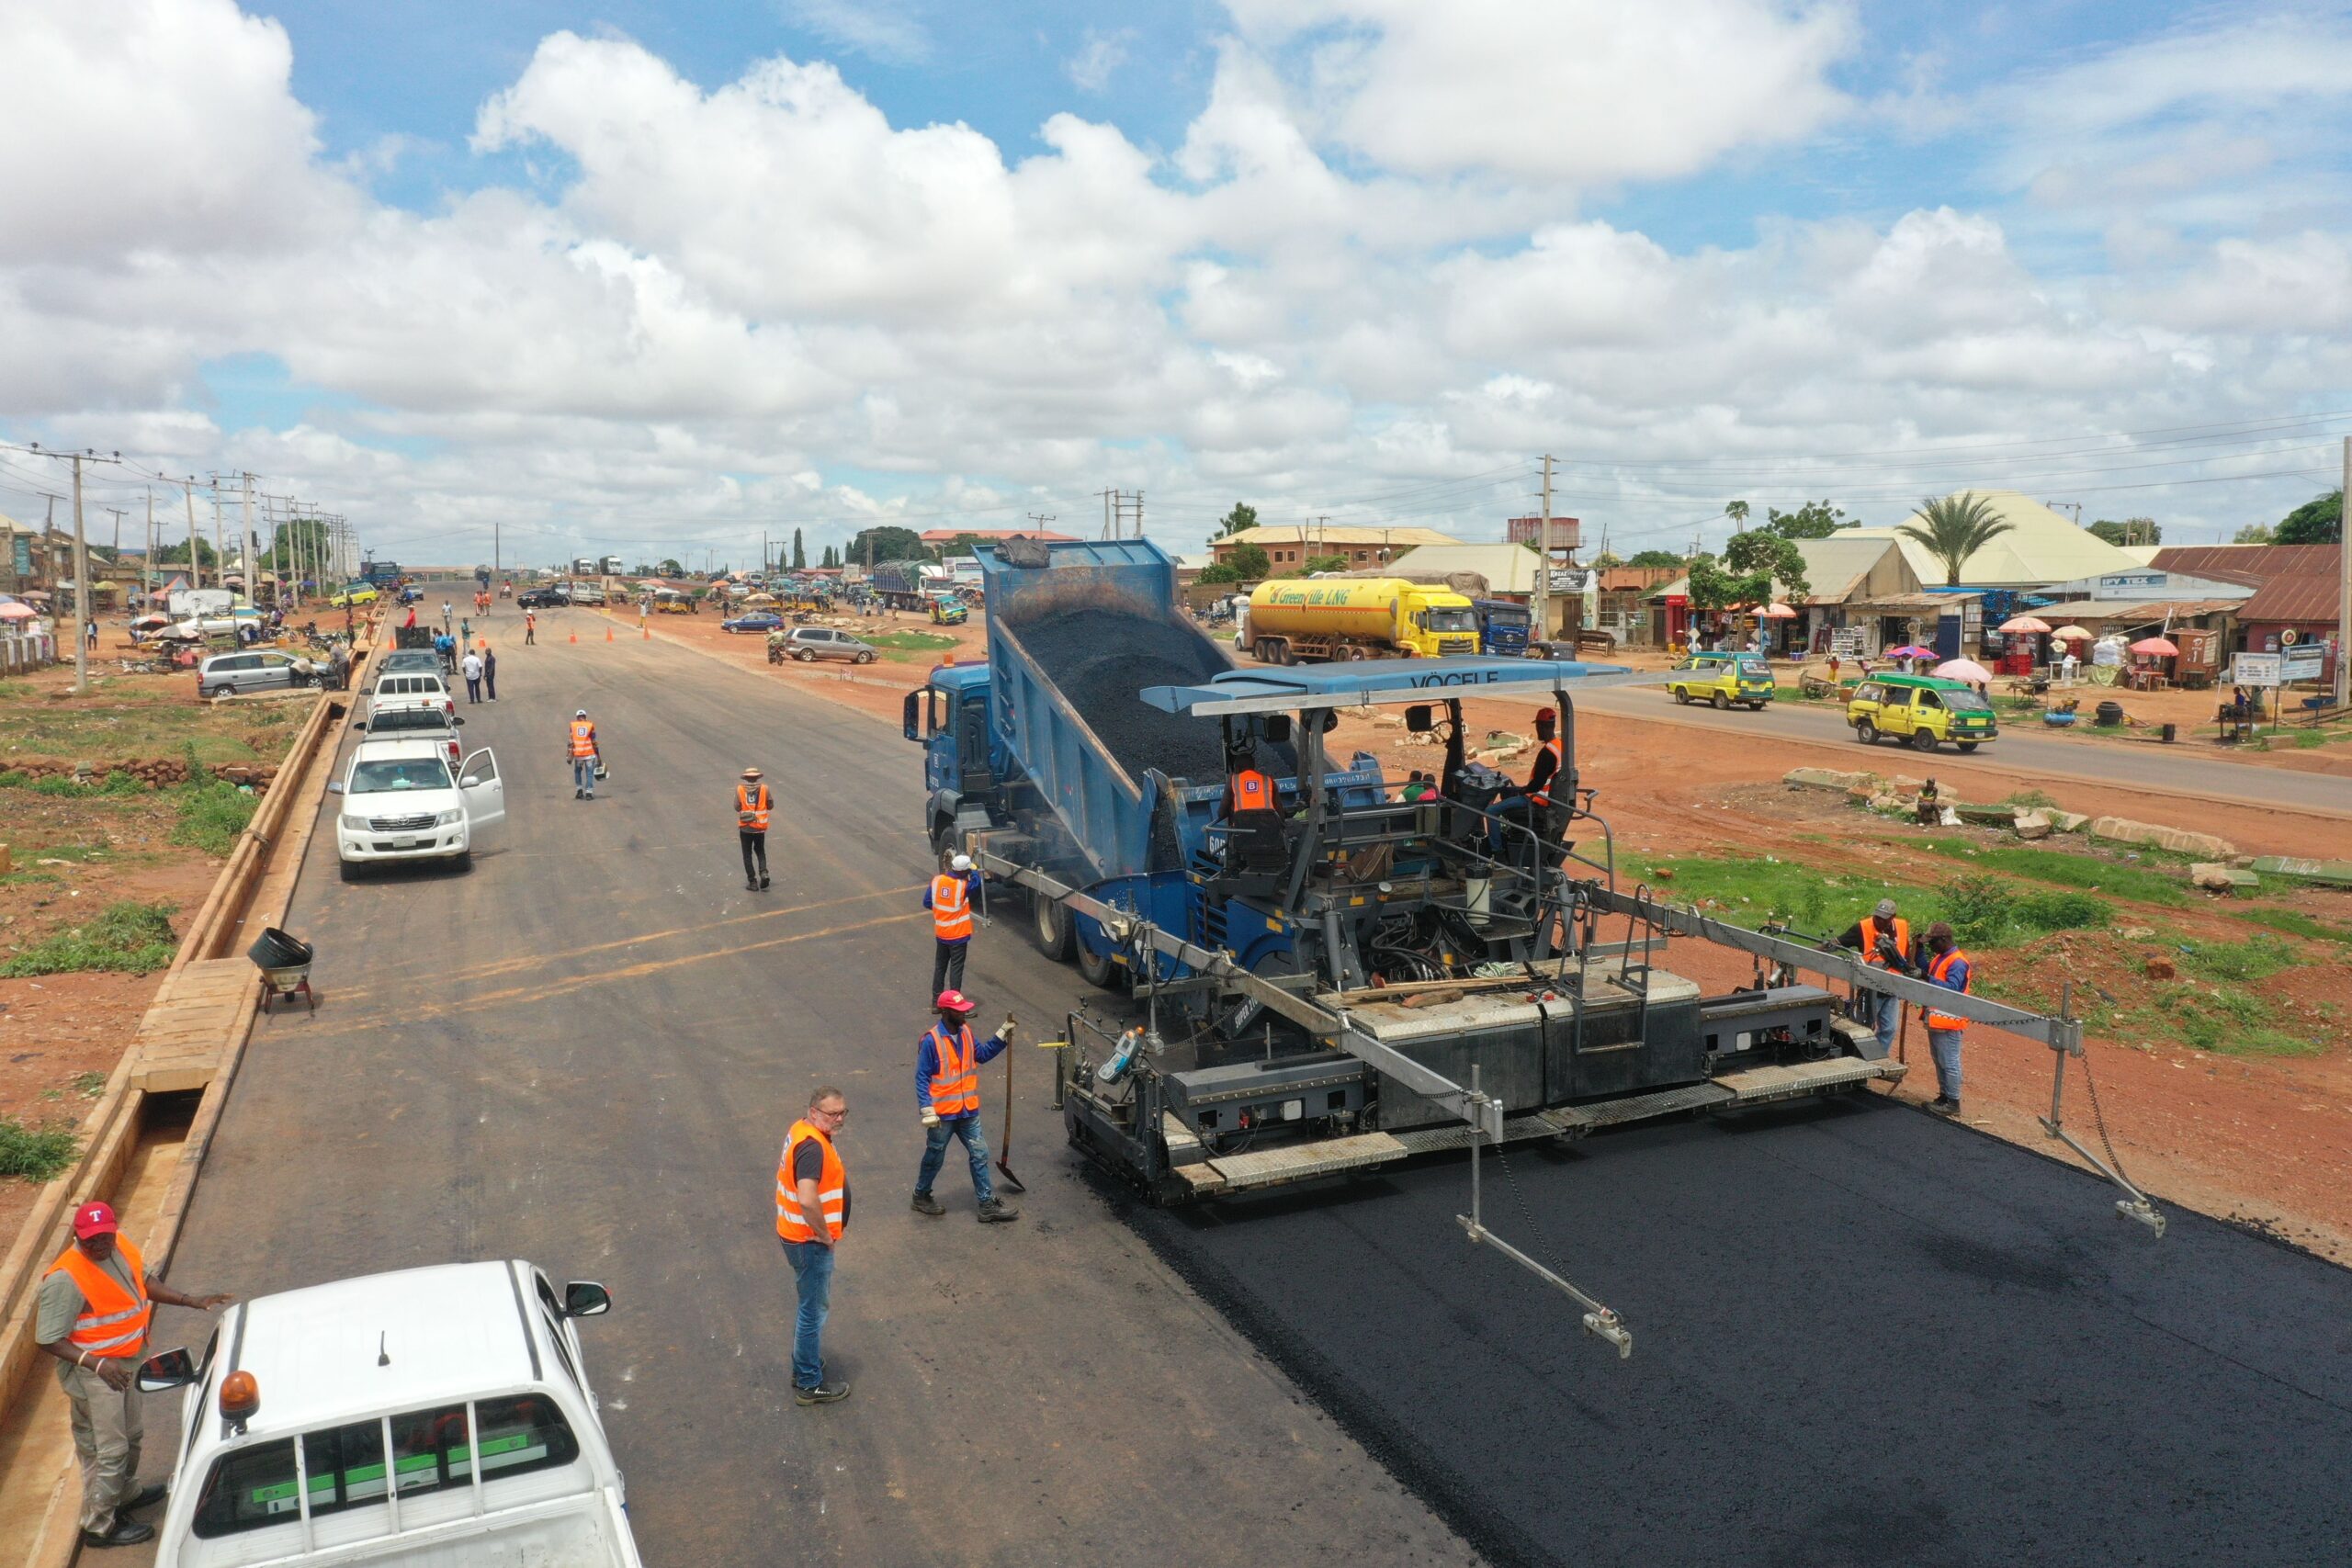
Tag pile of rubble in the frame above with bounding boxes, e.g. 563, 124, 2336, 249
1, 756, 278, 791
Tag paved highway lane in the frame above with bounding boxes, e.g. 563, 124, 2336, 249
151, 599, 1474, 1568
1565, 683, 2351, 817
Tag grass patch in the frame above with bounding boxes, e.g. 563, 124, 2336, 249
1627, 853, 2113, 951
168, 769, 258, 856
2227, 908, 2352, 945
1916, 839, 2188, 906
0, 900, 178, 977
0, 1117, 80, 1182
2173, 933, 2301, 983
2130, 990, 2321, 1056
1999, 788, 2060, 809
0, 680, 33, 700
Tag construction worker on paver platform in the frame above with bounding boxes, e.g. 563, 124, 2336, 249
910, 990, 1019, 1224
1837, 897, 1914, 1055
1920, 921, 1972, 1118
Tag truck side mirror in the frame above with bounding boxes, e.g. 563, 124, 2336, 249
561, 1280, 613, 1318
1405, 705, 1434, 733
137, 1347, 198, 1393
902, 690, 922, 742
326, 781, 344, 795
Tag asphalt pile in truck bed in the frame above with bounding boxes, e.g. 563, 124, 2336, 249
1013, 608, 1292, 785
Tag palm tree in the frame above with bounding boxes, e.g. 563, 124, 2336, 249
1898, 491, 2014, 585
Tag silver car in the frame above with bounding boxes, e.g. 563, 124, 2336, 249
196, 649, 317, 699
781, 626, 876, 664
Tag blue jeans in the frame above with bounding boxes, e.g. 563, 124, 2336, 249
572, 756, 596, 794
1928, 1029, 1963, 1104
917, 1114, 993, 1204
779, 1239, 835, 1389
1871, 992, 1900, 1055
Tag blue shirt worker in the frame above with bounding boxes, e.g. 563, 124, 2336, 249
910, 989, 1020, 1224
1920, 920, 1972, 1118
924, 853, 984, 999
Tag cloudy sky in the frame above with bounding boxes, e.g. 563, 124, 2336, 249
6, 0, 2352, 569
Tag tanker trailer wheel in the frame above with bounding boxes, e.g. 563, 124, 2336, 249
1031, 893, 1075, 962
1076, 933, 1126, 993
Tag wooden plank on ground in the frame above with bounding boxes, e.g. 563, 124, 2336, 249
129, 957, 256, 1092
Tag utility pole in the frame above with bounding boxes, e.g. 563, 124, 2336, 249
1532, 455, 1554, 648
493, 516, 501, 578
2338, 437, 2350, 710
209, 482, 224, 589
185, 479, 202, 591
144, 489, 154, 608
241, 473, 257, 607
73, 456, 89, 692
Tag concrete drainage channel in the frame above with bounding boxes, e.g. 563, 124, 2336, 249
0, 621, 374, 1566
1125, 1095, 2352, 1567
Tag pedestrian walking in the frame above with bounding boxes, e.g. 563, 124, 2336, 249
776, 1086, 852, 1405
1920, 921, 1972, 1117
404, 605, 416, 631
459, 616, 471, 648
911, 991, 1020, 1222
37, 1201, 233, 1550
85, 617, 98, 651
524, 608, 537, 646
568, 708, 599, 799
736, 766, 773, 889
1836, 898, 1913, 1055
926, 852, 982, 998
460, 649, 483, 704
482, 644, 497, 700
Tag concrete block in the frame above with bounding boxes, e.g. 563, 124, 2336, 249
2014, 811, 2052, 840
1955, 803, 2018, 827
2053, 812, 2091, 834
2190, 863, 2259, 893
1783, 767, 1876, 792
2090, 817, 2236, 860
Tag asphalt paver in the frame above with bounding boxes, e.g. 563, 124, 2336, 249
1132, 1095, 2352, 1568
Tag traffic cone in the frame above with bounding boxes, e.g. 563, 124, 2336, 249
641, 626, 650, 639
605, 626, 614, 642
569, 630, 578, 644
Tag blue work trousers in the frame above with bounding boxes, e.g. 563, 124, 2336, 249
1928, 1029, 1964, 1104
1871, 992, 1900, 1055
917, 1114, 993, 1205
572, 756, 597, 795
779, 1238, 835, 1390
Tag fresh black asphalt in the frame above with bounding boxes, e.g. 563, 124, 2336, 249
1131, 1093, 2352, 1568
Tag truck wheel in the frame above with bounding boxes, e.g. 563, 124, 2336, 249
1910, 729, 1939, 752
1855, 719, 1878, 745
1031, 895, 1074, 963
338, 857, 362, 883
1712, 691, 1730, 710
1345, 645, 1368, 660
929, 817, 956, 857
1076, 936, 1124, 992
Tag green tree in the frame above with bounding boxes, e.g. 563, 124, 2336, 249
1589, 550, 1624, 568
792, 528, 807, 570
1724, 501, 1749, 528
2277, 489, 2343, 545
1684, 554, 1759, 612
1626, 548, 1684, 569
1764, 500, 1847, 539
154, 537, 221, 570
2232, 523, 2276, 545
846, 525, 926, 565
1216, 502, 1259, 537
262, 517, 333, 576
1686, 529, 1810, 611
1898, 491, 2014, 586
1299, 554, 1349, 574
1219, 541, 1271, 581
2087, 517, 2160, 547
1196, 561, 1242, 584
657, 558, 684, 577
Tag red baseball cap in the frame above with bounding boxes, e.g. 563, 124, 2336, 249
73, 1201, 119, 1239
934, 989, 976, 1014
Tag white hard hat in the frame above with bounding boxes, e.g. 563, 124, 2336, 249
950, 853, 973, 872
575, 708, 588, 718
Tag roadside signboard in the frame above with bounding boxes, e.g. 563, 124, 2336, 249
2232, 652, 2282, 687
2283, 644, 2326, 681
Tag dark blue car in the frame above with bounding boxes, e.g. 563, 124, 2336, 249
721, 611, 785, 634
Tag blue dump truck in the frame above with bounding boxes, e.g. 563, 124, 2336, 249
1473, 597, 1531, 656
907, 539, 2143, 1348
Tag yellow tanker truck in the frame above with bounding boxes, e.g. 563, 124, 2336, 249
1245, 577, 1482, 662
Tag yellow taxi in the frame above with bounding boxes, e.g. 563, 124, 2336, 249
328, 584, 379, 607
1846, 673, 1999, 753
1665, 651, 1775, 711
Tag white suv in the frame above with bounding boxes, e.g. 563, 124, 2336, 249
329, 736, 504, 879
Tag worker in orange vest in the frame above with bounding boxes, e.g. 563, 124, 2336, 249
567, 708, 599, 799
925, 852, 983, 998
736, 766, 773, 890
1837, 897, 1915, 1055
36, 1201, 233, 1550
910, 990, 1019, 1223
1220, 739, 1275, 820
775, 1085, 852, 1405
1523, 707, 1565, 810
1920, 921, 1973, 1117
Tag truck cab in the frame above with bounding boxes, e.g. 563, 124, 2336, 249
1847, 673, 1997, 751
134, 1260, 639, 1568
906, 662, 999, 851
1472, 599, 1531, 657
1666, 650, 1775, 710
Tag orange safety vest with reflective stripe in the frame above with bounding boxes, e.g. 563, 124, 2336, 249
1860, 915, 1910, 969
775, 1120, 847, 1243
736, 783, 772, 832
1231, 769, 1272, 813
568, 719, 597, 758
931, 874, 973, 942
1528, 736, 1565, 805
1924, 947, 1973, 1032
45, 1237, 151, 1359
925, 1023, 979, 1116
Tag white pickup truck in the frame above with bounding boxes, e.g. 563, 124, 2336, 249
328, 736, 504, 879
135, 1259, 642, 1567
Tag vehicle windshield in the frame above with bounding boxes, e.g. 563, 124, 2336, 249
349, 757, 453, 794
1944, 688, 1994, 713
1481, 606, 1529, 628
1423, 608, 1479, 633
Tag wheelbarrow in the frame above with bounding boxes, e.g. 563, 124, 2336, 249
247, 926, 318, 1012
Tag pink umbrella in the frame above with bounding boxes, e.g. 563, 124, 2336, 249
2129, 636, 2178, 658
1886, 644, 1934, 659
1933, 658, 1991, 682
1756, 603, 1797, 619
2051, 625, 2091, 641
1998, 615, 2052, 635
0, 602, 36, 621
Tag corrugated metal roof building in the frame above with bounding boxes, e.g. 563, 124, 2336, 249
2151, 543, 2341, 682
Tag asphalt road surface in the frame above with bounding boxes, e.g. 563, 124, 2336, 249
1134, 1097, 2352, 1568
145, 593, 1472, 1568
1565, 683, 2350, 817
130, 593, 2352, 1568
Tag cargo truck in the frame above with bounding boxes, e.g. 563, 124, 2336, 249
904, 537, 2158, 1351
1472, 598, 1531, 656
872, 562, 934, 612
1245, 576, 1482, 662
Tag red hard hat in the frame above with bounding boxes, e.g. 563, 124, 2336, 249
1535, 706, 1556, 722
934, 989, 976, 1014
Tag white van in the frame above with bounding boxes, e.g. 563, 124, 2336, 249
136, 1260, 642, 1568
328, 737, 504, 877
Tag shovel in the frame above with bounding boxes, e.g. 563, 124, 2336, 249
995, 1013, 1027, 1194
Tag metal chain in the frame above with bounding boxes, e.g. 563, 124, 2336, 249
1486, 1129, 1578, 1284
2075, 1043, 2135, 1190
